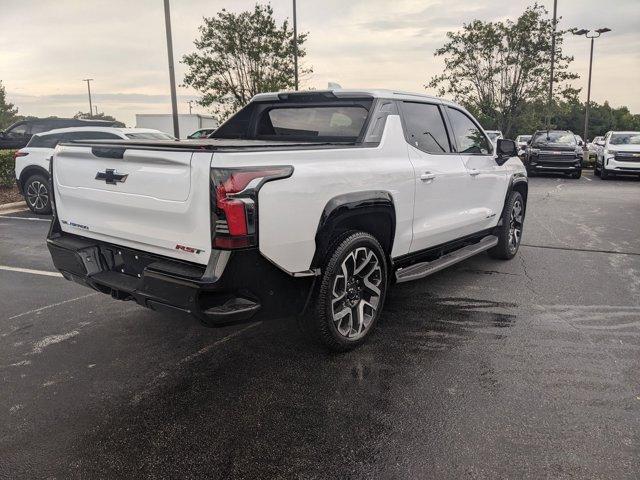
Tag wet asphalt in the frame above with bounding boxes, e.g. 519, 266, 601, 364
1, 172, 639, 479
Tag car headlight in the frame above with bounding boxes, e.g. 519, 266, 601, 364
605, 149, 617, 157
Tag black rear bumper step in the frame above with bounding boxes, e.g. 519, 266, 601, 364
47, 233, 312, 326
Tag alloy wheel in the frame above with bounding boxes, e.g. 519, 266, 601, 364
508, 199, 523, 252
26, 180, 49, 211
331, 246, 383, 340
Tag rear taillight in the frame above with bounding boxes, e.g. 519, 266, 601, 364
13, 150, 28, 160
210, 166, 293, 249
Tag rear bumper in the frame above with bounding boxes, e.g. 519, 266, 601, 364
15, 177, 24, 195
47, 232, 313, 326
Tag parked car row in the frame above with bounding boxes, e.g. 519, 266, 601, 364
509, 128, 640, 180
13, 127, 174, 214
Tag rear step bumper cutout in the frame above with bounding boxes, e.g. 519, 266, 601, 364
47, 233, 312, 326
395, 235, 499, 283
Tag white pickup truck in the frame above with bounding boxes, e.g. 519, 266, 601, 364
47, 89, 527, 351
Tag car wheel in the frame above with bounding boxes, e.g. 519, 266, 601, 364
570, 169, 582, 179
310, 231, 388, 351
489, 191, 524, 260
600, 166, 610, 180
24, 174, 52, 214
594, 163, 601, 176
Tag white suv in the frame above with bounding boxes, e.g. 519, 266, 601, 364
594, 131, 640, 179
14, 127, 174, 214
47, 89, 527, 351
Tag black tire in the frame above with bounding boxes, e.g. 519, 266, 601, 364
526, 168, 537, 177
594, 163, 601, 176
570, 169, 582, 179
23, 174, 52, 215
309, 231, 388, 352
600, 165, 610, 180
488, 191, 524, 260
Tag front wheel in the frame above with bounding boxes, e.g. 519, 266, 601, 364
24, 174, 52, 215
570, 169, 582, 179
310, 231, 388, 351
489, 191, 524, 260
600, 166, 611, 180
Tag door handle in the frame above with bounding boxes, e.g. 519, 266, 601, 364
420, 172, 436, 182
469, 169, 481, 176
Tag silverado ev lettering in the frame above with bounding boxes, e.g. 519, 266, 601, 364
47, 89, 527, 351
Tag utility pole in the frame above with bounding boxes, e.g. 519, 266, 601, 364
83, 79, 94, 118
292, 0, 299, 90
163, 0, 180, 139
187, 100, 195, 115
546, 0, 557, 129
573, 27, 611, 161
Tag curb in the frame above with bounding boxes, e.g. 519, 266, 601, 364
0, 200, 27, 212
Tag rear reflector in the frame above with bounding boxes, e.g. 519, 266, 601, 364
210, 166, 293, 249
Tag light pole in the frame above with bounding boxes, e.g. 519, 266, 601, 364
546, 0, 557, 129
163, 0, 180, 139
292, 0, 299, 90
573, 27, 611, 160
83, 78, 94, 118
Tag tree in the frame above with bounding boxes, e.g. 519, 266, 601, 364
427, 4, 579, 137
74, 111, 125, 127
182, 3, 310, 121
0, 80, 20, 129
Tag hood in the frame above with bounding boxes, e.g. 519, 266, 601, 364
607, 144, 640, 153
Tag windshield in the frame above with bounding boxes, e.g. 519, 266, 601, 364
531, 131, 576, 146
609, 133, 640, 145
125, 132, 175, 140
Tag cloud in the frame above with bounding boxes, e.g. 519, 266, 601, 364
1, 0, 639, 127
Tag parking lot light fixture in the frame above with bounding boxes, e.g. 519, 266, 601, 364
573, 27, 611, 161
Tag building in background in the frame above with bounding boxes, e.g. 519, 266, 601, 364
135, 114, 218, 139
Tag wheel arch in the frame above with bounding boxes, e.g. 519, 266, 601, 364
311, 191, 396, 268
19, 165, 50, 186
498, 174, 528, 223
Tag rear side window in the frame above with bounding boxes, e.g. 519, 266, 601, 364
27, 134, 61, 148
256, 106, 369, 140
401, 102, 451, 153
64, 131, 122, 141
447, 108, 492, 154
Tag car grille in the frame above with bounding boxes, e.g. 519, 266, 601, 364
614, 152, 640, 162
535, 153, 578, 166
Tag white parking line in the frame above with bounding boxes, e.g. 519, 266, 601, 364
0, 207, 29, 215
0, 265, 62, 277
6, 293, 97, 321
0, 215, 50, 222
582, 175, 592, 181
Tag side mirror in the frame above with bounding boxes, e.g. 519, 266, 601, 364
495, 139, 517, 165
577, 140, 584, 146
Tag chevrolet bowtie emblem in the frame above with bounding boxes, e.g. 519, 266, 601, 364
95, 169, 128, 185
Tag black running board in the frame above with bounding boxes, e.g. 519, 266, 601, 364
395, 235, 499, 283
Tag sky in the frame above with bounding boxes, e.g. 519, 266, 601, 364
1, 0, 639, 127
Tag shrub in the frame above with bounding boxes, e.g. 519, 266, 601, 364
0, 149, 16, 187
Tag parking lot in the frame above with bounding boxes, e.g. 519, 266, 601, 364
1, 173, 639, 479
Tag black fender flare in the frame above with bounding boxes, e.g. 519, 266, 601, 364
312, 190, 396, 268
498, 173, 528, 225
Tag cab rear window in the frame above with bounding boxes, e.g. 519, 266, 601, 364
257, 106, 369, 140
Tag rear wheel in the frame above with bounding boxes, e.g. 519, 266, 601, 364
489, 191, 524, 260
310, 231, 388, 351
24, 174, 52, 215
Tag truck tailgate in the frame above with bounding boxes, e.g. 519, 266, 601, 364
53, 145, 213, 265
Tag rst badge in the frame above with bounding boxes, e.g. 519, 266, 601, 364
175, 244, 204, 254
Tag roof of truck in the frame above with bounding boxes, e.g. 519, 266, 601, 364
251, 89, 459, 106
